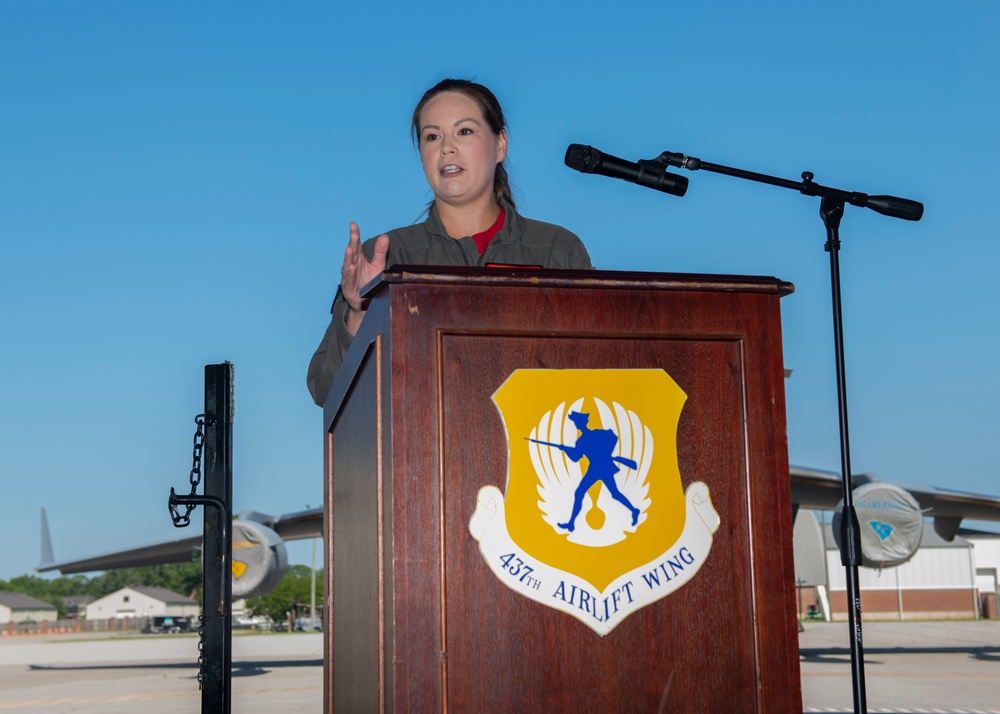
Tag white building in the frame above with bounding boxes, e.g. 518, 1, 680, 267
966, 530, 1000, 618
84, 586, 198, 621
793, 511, 996, 620
823, 523, 978, 620
0, 592, 58, 624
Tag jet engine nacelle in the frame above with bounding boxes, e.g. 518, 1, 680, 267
231, 519, 288, 599
832, 482, 924, 569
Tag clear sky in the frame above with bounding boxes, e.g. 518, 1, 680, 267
1, 2, 998, 580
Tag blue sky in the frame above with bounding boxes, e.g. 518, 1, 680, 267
1, 3, 997, 580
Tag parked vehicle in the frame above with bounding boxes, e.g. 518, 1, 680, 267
293, 617, 322, 632
142, 616, 193, 634
233, 613, 272, 630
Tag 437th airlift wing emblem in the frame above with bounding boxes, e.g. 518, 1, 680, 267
469, 369, 720, 635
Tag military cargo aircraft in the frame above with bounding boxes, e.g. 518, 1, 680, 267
37, 467, 1000, 598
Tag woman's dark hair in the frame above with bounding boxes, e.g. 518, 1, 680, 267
411, 78, 515, 210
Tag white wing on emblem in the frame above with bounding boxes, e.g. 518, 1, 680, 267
531, 398, 654, 547
530, 398, 585, 530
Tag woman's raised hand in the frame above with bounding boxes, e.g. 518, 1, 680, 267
340, 222, 389, 335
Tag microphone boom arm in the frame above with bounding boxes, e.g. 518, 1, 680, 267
654, 150, 923, 221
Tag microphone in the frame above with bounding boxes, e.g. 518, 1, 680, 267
565, 144, 688, 197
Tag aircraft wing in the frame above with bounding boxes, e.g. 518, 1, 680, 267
36, 507, 323, 575
237, 507, 323, 542
36, 534, 204, 574
38, 470, 1000, 576
789, 465, 1000, 540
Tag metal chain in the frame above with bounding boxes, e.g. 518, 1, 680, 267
168, 414, 206, 527
189, 413, 205, 491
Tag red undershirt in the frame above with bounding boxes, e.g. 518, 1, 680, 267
471, 208, 506, 255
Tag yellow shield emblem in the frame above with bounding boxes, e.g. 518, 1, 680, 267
470, 369, 720, 635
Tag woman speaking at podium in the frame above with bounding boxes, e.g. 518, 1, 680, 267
307, 78, 593, 405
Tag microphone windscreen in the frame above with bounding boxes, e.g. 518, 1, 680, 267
564, 144, 600, 173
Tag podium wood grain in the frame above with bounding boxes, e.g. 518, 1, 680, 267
322, 267, 801, 713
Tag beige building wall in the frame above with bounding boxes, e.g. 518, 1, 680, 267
0, 603, 58, 624
85, 588, 198, 620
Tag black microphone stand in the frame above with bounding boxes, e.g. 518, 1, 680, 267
650, 149, 923, 714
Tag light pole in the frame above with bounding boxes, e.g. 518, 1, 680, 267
309, 507, 317, 632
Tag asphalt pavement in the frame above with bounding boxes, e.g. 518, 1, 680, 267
799, 620, 1000, 713
0, 631, 323, 713
1, 621, 998, 712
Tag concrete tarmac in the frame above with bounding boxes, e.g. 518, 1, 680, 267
1, 621, 998, 712
0, 631, 322, 713
799, 620, 1000, 713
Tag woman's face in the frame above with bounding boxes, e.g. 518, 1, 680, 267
417, 91, 507, 211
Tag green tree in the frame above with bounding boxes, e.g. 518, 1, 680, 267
5, 574, 53, 599
0, 563, 203, 616
245, 569, 321, 626
1, 562, 316, 621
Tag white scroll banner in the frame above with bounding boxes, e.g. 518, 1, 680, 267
469, 481, 720, 636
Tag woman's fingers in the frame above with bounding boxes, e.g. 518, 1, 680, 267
341, 225, 390, 314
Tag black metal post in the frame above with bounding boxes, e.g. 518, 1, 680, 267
821, 197, 868, 713
201, 362, 234, 713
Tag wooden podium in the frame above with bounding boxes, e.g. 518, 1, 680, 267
321, 267, 802, 713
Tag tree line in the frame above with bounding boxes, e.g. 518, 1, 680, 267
0, 563, 320, 623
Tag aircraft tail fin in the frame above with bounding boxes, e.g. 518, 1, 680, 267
38, 507, 55, 568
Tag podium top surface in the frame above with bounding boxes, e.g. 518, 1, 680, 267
362, 265, 794, 298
